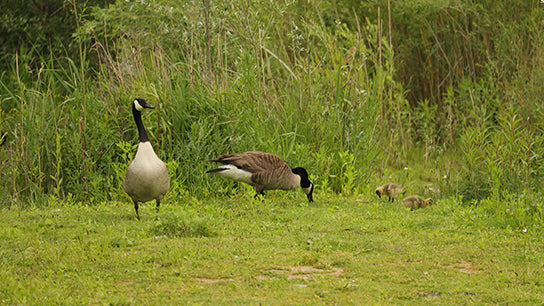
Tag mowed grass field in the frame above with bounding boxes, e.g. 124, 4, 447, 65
1, 193, 543, 304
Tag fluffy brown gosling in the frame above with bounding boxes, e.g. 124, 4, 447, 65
375, 183, 402, 202
402, 195, 434, 211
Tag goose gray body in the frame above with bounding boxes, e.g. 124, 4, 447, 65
207, 151, 314, 202
375, 183, 402, 202
123, 98, 169, 220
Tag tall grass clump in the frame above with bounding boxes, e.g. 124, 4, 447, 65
450, 5, 544, 204
0, 51, 90, 204
350, 1, 544, 204
454, 79, 544, 203
77, 0, 396, 196
0, 0, 399, 205
2, 0, 543, 210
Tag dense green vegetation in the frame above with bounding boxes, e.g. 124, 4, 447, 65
1, 1, 543, 222
1, 0, 542, 208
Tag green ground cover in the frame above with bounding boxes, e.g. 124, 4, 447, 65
1, 194, 542, 304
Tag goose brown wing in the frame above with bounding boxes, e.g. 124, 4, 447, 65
251, 165, 292, 187
210, 153, 262, 173
211, 151, 288, 173
242, 152, 293, 188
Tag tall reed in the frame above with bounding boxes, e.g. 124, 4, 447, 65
0, 0, 398, 205
2, 0, 542, 208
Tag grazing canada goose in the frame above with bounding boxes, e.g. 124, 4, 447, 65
375, 183, 402, 202
207, 151, 314, 202
123, 98, 170, 220
402, 195, 434, 211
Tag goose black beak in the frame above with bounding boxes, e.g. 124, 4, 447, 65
141, 99, 156, 109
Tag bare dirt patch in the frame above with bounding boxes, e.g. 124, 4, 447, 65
444, 260, 480, 274
197, 277, 234, 284
259, 266, 344, 280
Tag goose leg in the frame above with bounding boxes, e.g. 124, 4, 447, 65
133, 200, 140, 220
156, 198, 161, 213
254, 186, 265, 201
154, 199, 161, 221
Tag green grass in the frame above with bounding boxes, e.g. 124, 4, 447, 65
1, 193, 543, 304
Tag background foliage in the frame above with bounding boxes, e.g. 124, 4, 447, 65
0, 0, 543, 215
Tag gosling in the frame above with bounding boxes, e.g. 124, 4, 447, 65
402, 195, 434, 211
375, 183, 402, 202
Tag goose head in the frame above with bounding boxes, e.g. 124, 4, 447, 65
292, 167, 314, 202
133, 98, 155, 112
375, 187, 383, 198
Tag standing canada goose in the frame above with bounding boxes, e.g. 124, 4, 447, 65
402, 195, 434, 211
375, 183, 402, 202
207, 151, 314, 202
123, 98, 170, 220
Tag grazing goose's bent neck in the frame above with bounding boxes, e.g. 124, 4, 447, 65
292, 167, 311, 188
292, 167, 314, 202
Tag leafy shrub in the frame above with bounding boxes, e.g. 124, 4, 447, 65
1, 0, 544, 210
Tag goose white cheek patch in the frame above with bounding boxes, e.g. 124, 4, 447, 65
302, 184, 313, 195
134, 100, 144, 111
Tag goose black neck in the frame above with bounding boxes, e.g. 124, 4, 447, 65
132, 104, 150, 143
292, 167, 311, 188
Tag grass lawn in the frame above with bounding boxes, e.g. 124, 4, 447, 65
1, 193, 543, 304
